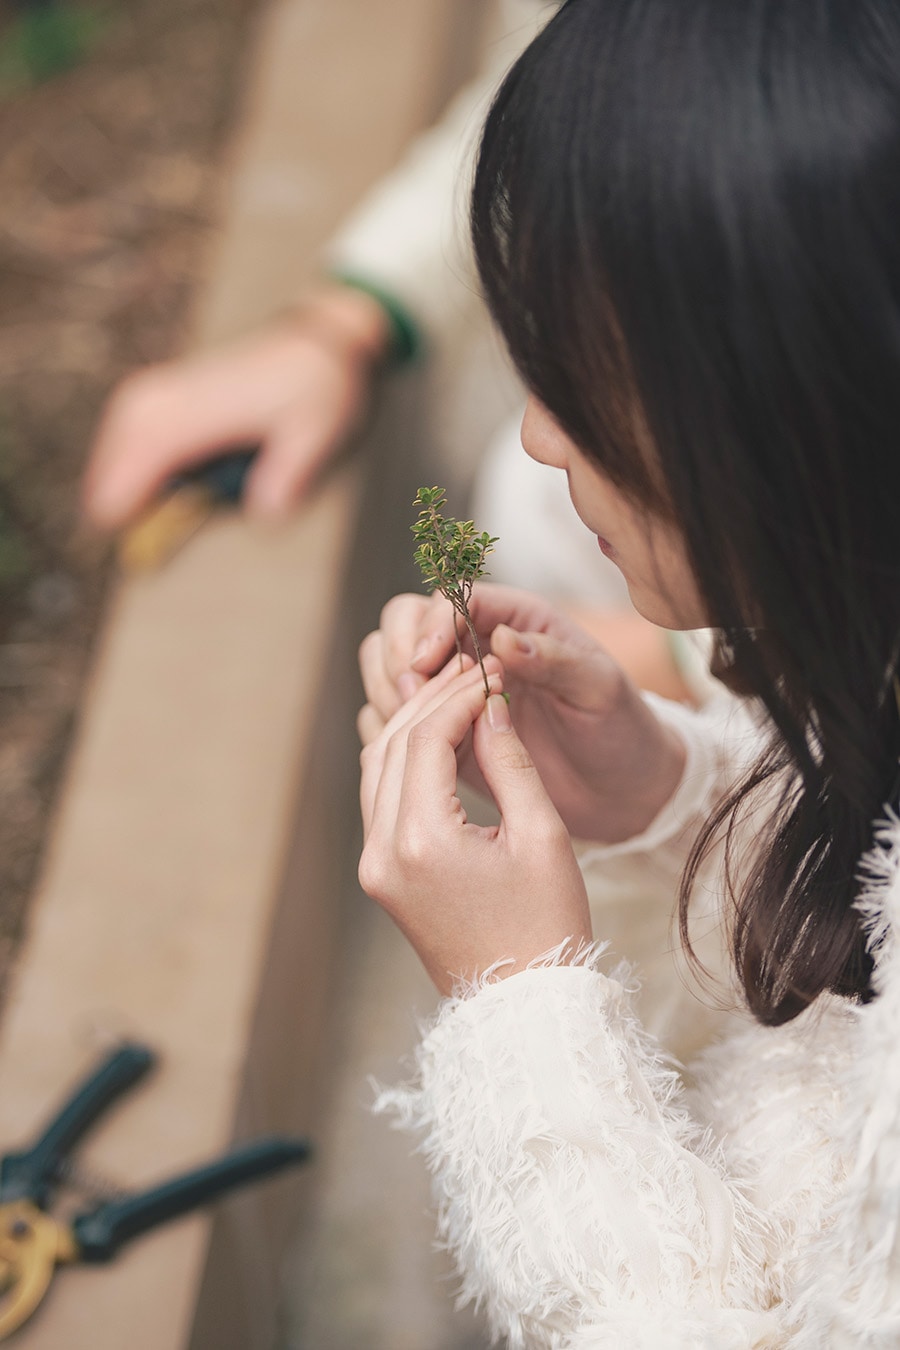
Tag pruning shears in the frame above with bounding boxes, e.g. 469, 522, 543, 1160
118, 444, 260, 573
0, 1042, 311, 1340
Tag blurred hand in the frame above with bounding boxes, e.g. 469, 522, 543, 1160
358, 657, 592, 995
82, 283, 391, 529
358, 583, 686, 844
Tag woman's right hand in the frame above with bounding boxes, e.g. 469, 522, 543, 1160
82, 283, 391, 529
358, 584, 687, 846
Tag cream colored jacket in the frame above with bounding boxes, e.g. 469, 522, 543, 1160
328, 1, 551, 344
377, 693, 900, 1348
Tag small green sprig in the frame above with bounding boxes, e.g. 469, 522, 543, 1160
411, 486, 498, 698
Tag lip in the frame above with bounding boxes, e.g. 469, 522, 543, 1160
597, 536, 616, 557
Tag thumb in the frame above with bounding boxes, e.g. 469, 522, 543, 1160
473, 694, 560, 829
490, 623, 621, 712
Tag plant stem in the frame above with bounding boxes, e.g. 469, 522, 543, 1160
452, 614, 464, 673
411, 487, 496, 699
463, 613, 491, 699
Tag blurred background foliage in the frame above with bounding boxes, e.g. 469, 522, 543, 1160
0, 0, 268, 998
0, 0, 109, 624
0, 1, 109, 96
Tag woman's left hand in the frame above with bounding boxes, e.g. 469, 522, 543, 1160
358, 659, 593, 996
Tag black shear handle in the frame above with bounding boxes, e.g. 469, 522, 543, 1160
73, 1136, 311, 1262
0, 1043, 156, 1207
169, 445, 259, 503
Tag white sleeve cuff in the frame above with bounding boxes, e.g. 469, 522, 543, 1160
578, 691, 763, 866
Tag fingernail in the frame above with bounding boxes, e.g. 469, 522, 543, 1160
411, 635, 435, 669
486, 693, 511, 731
397, 672, 421, 701
245, 482, 287, 521
83, 481, 119, 526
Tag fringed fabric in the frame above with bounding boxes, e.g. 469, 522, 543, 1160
376, 944, 779, 1347
374, 722, 900, 1346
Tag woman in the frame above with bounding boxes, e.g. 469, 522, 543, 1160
356, 0, 900, 1343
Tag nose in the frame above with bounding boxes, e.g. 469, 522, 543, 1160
520, 397, 570, 470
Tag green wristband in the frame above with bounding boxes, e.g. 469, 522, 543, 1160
328, 271, 423, 369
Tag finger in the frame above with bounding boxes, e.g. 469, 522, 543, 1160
489, 622, 623, 713
359, 689, 473, 901
359, 629, 401, 723
376, 590, 457, 685
406, 594, 466, 676
470, 693, 563, 833
359, 626, 473, 726
359, 733, 388, 843
242, 429, 333, 518
242, 374, 361, 517
396, 674, 505, 827
381, 654, 494, 744
357, 702, 385, 745
84, 362, 267, 528
405, 583, 583, 678
359, 658, 495, 830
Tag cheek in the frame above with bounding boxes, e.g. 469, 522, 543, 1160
520, 402, 570, 470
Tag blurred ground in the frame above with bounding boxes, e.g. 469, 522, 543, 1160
0, 0, 268, 1001
276, 897, 490, 1350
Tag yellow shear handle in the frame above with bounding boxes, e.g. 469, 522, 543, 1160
0, 1200, 79, 1340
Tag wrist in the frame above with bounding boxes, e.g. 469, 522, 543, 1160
279, 282, 393, 370
326, 271, 422, 367
624, 699, 687, 833
592, 682, 688, 844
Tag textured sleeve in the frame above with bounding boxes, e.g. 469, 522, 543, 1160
579, 690, 765, 876
325, 70, 492, 344
326, 4, 549, 346
376, 956, 784, 1348
785, 815, 900, 1344
574, 691, 757, 1064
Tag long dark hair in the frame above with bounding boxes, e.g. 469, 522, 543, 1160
472, 0, 900, 1024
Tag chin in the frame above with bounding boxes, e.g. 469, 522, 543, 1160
627, 585, 703, 631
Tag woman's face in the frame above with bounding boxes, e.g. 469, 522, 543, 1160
520, 397, 708, 630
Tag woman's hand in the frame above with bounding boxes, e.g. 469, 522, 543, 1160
358, 657, 592, 996
359, 584, 686, 845
82, 284, 390, 529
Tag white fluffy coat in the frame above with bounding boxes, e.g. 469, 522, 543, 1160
376, 698, 900, 1347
